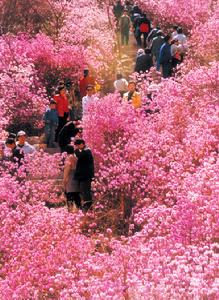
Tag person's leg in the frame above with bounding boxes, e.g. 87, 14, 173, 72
143, 33, 148, 48
125, 30, 129, 45
73, 192, 82, 209
79, 180, 92, 211
66, 192, 74, 211
48, 124, 56, 148
55, 117, 64, 142
44, 125, 51, 147
121, 31, 125, 45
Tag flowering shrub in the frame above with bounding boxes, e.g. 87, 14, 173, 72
0, 0, 218, 299
136, 0, 215, 31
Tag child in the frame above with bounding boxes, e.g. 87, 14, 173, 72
63, 145, 81, 212
43, 100, 59, 148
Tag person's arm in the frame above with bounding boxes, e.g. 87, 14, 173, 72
63, 157, 73, 188
63, 164, 70, 188
43, 111, 49, 123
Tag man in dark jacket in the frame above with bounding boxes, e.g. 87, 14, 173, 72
151, 31, 165, 62
74, 139, 94, 211
158, 35, 172, 78
135, 48, 153, 73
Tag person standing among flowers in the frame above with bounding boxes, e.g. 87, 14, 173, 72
120, 9, 131, 46
63, 145, 81, 212
74, 139, 94, 211
54, 86, 69, 141
43, 100, 59, 148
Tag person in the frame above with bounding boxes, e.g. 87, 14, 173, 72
147, 25, 161, 46
79, 69, 95, 99
5, 138, 24, 164
151, 31, 165, 63
133, 15, 142, 46
171, 38, 182, 69
16, 131, 36, 155
113, 0, 124, 23
120, 9, 131, 46
138, 14, 151, 48
131, 3, 141, 15
43, 100, 59, 148
135, 48, 153, 73
136, 48, 144, 58
175, 27, 188, 59
157, 35, 172, 78
63, 145, 81, 212
58, 121, 78, 153
123, 81, 141, 108
74, 139, 94, 211
114, 74, 128, 97
82, 85, 95, 116
175, 27, 187, 47
124, 0, 133, 15
54, 86, 69, 141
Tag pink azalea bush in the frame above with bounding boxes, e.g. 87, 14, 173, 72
0, 0, 218, 299
0, 0, 116, 131
136, 0, 215, 31
0, 34, 48, 129
189, 2, 219, 64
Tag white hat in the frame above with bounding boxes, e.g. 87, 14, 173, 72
17, 130, 26, 137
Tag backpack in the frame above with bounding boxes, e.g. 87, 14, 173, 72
139, 23, 149, 33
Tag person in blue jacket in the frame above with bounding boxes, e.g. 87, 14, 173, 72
157, 35, 172, 78
43, 100, 59, 148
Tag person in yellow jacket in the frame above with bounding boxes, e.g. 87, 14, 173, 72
123, 81, 142, 108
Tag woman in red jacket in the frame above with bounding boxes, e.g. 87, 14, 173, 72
54, 86, 69, 141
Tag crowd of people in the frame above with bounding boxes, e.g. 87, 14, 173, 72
1, 70, 96, 212
114, 0, 188, 78
0, 2, 189, 212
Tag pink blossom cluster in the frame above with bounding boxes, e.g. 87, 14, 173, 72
0, 0, 116, 131
136, 0, 215, 31
0, 34, 48, 129
189, 2, 219, 64
0, 1, 218, 298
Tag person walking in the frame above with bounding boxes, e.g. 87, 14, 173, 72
54, 86, 69, 141
113, 0, 124, 23
138, 14, 151, 48
151, 31, 165, 63
43, 100, 59, 148
63, 145, 81, 212
157, 35, 172, 78
74, 139, 94, 211
135, 48, 153, 73
120, 9, 131, 46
